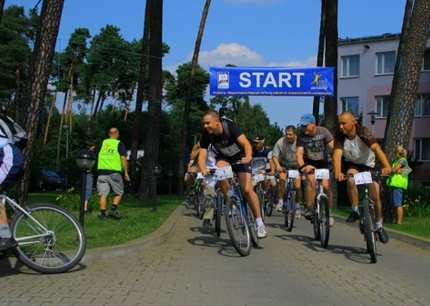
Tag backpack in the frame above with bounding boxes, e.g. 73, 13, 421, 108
0, 114, 28, 149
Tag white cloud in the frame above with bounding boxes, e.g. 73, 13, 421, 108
196, 42, 315, 69
199, 43, 265, 67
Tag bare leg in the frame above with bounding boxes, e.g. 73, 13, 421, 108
294, 177, 302, 204
369, 182, 383, 223
99, 195, 108, 211
112, 195, 122, 206
304, 174, 316, 210
238, 172, 261, 219
346, 169, 359, 209
395, 207, 403, 224
278, 172, 287, 201
0, 204, 7, 225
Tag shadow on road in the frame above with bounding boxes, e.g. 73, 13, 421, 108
187, 234, 241, 258
0, 253, 87, 276
274, 232, 379, 264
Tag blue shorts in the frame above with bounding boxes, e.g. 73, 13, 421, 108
392, 189, 404, 207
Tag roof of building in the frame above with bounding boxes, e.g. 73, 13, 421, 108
338, 33, 401, 46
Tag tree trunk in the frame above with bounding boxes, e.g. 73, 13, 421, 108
19, 0, 64, 204
0, 0, 5, 23
313, 0, 326, 124
322, 0, 338, 133
139, 0, 163, 199
55, 88, 68, 171
130, 0, 151, 188
177, 0, 212, 195
89, 88, 96, 115
384, 0, 430, 161
43, 91, 57, 144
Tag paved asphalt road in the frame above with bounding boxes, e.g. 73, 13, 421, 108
1, 207, 430, 306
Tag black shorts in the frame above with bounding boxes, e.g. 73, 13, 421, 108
304, 160, 329, 169
342, 160, 372, 173
217, 158, 252, 174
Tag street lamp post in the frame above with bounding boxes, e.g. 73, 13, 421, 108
76, 150, 96, 227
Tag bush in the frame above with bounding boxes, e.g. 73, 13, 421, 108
403, 186, 430, 218
55, 187, 98, 211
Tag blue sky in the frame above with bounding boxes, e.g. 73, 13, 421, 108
8, 0, 405, 127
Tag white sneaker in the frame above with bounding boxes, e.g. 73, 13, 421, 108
329, 217, 335, 227
257, 225, 268, 239
295, 207, 302, 219
275, 202, 283, 212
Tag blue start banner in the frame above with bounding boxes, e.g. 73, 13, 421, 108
209, 66, 334, 96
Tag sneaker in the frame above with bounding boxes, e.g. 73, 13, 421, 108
0, 238, 17, 251
304, 209, 314, 221
108, 209, 121, 220
329, 217, 335, 227
377, 227, 389, 244
97, 213, 108, 220
295, 205, 302, 219
275, 202, 283, 212
257, 225, 268, 239
346, 211, 360, 223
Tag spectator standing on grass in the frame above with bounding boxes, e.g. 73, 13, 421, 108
387, 146, 411, 225
96, 127, 130, 220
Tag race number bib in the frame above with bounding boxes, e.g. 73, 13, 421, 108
354, 172, 373, 185
315, 169, 330, 180
215, 166, 234, 180
288, 170, 300, 179
253, 173, 265, 184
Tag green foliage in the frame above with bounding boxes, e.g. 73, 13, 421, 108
403, 186, 430, 218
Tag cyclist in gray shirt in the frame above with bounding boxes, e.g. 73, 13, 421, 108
272, 125, 301, 213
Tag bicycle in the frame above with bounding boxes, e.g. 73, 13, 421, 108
1, 194, 86, 274
310, 168, 330, 248
190, 173, 205, 219
283, 170, 300, 232
215, 165, 259, 256
351, 171, 381, 263
251, 158, 267, 220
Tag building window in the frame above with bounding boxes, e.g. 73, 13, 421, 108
376, 51, 396, 75
415, 138, 430, 162
422, 49, 430, 71
415, 94, 430, 117
341, 97, 359, 116
341, 55, 360, 78
375, 96, 390, 118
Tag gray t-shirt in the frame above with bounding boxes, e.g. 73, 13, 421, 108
343, 135, 376, 167
297, 127, 333, 161
272, 137, 298, 168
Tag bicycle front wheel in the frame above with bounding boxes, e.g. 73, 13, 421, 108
284, 192, 296, 232
318, 195, 330, 248
215, 190, 224, 237
224, 199, 251, 256
11, 203, 86, 274
362, 200, 377, 263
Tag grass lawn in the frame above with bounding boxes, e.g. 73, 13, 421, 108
334, 207, 430, 240
26, 193, 182, 249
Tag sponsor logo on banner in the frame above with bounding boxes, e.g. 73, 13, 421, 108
310, 73, 328, 91
217, 72, 229, 89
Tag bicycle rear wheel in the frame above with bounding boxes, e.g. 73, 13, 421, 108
284, 191, 296, 232
11, 203, 86, 274
265, 186, 275, 217
362, 200, 377, 263
196, 188, 205, 219
247, 205, 259, 247
318, 195, 330, 248
224, 198, 251, 256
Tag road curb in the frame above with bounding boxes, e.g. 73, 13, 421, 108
82, 205, 185, 263
333, 214, 430, 251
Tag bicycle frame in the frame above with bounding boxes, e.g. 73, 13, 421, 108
1, 194, 52, 245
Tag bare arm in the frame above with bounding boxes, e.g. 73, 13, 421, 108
370, 143, 391, 174
197, 149, 208, 173
332, 141, 343, 181
296, 146, 305, 168
326, 140, 334, 154
272, 155, 282, 171
121, 156, 130, 181
237, 134, 253, 163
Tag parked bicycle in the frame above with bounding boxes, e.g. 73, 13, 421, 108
1, 193, 86, 274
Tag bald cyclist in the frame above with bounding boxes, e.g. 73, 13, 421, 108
333, 112, 391, 243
